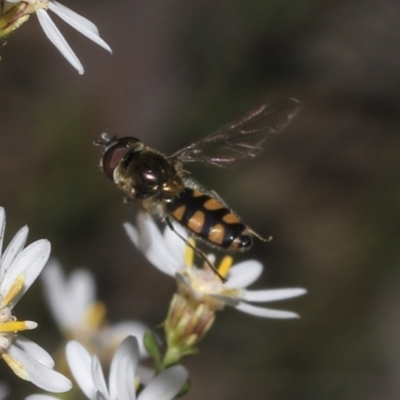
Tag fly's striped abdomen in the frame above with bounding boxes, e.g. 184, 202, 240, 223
165, 188, 252, 251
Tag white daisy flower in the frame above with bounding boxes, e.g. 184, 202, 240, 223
124, 217, 307, 319
3, 0, 111, 74
64, 336, 188, 400
42, 259, 148, 357
0, 207, 72, 392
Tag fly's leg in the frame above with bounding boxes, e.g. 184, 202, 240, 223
165, 217, 227, 283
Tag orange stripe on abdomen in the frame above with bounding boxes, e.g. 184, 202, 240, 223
166, 187, 253, 251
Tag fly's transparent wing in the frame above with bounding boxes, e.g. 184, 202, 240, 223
170, 98, 300, 167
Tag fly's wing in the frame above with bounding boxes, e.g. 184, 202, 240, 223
169, 98, 300, 167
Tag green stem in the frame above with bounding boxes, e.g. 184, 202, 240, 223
163, 346, 182, 369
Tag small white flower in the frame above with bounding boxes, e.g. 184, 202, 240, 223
124, 217, 307, 319
0, 207, 72, 392
65, 336, 188, 400
42, 259, 148, 357
4, 0, 111, 74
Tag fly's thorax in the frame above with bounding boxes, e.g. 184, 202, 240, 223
115, 149, 181, 199
161, 176, 185, 197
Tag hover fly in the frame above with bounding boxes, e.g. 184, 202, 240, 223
96, 98, 299, 278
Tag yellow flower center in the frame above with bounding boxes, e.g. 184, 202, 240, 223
2, 352, 29, 380
0, 273, 37, 352
184, 240, 233, 277
1, 272, 25, 308
84, 301, 106, 330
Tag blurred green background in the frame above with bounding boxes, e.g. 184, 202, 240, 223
1, 0, 400, 398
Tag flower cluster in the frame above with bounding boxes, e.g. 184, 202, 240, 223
26, 336, 188, 400
125, 218, 306, 319
0, 207, 190, 399
0, 2, 307, 398
125, 217, 306, 366
0, 203, 305, 397
42, 260, 149, 358
0, 208, 71, 393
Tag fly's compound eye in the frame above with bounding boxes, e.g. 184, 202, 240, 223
101, 137, 141, 180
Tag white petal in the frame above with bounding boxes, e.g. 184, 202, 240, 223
41, 260, 68, 328
163, 222, 186, 263
14, 336, 54, 368
36, 9, 84, 74
234, 302, 300, 319
44, 261, 96, 331
48, 1, 112, 53
124, 221, 179, 276
48, 1, 99, 33
140, 217, 168, 254
138, 366, 188, 400
0, 225, 29, 284
67, 269, 96, 322
125, 220, 170, 274
124, 223, 139, 247
224, 260, 263, 289
25, 396, 60, 400
0, 207, 5, 257
99, 320, 148, 357
91, 356, 109, 399
109, 336, 138, 400
143, 221, 183, 275
8, 344, 72, 392
243, 288, 307, 302
1, 239, 50, 305
66, 341, 97, 399
143, 247, 177, 275
41, 260, 68, 329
